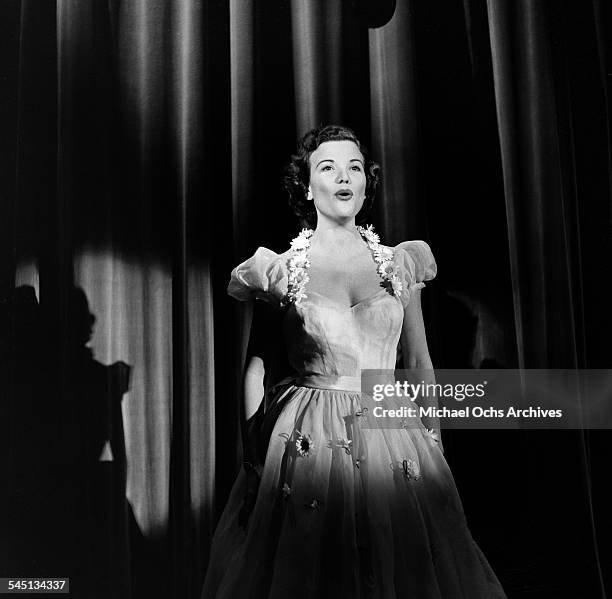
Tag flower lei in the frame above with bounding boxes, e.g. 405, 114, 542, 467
281, 228, 314, 306
281, 224, 403, 307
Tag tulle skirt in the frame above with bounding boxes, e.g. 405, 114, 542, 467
201, 381, 507, 599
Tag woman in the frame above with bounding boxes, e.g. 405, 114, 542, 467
202, 125, 507, 598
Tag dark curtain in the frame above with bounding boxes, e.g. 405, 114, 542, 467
1, 1, 611, 598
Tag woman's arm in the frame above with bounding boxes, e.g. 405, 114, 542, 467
241, 300, 273, 458
244, 353, 265, 422
400, 288, 444, 452
241, 298, 287, 463
238, 299, 280, 527
243, 296, 286, 412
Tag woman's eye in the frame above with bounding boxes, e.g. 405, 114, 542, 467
351, 165, 362, 171
321, 165, 333, 171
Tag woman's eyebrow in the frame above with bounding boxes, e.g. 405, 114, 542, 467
315, 159, 334, 168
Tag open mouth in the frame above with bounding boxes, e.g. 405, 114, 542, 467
335, 189, 354, 200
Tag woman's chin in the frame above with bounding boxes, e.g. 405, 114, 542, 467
323, 203, 361, 219
326, 211, 359, 224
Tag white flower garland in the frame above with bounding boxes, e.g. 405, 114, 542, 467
282, 228, 313, 306
281, 224, 403, 306
358, 224, 404, 299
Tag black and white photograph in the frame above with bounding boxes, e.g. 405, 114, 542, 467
2, 1, 612, 598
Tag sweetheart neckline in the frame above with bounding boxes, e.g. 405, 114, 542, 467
305, 288, 393, 310
298, 233, 393, 310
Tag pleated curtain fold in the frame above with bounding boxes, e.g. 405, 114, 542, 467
3, 1, 610, 597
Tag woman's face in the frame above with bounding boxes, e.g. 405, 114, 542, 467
308, 140, 366, 223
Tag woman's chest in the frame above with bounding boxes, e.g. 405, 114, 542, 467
306, 252, 385, 308
281, 293, 404, 350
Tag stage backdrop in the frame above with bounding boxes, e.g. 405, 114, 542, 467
2, 1, 611, 598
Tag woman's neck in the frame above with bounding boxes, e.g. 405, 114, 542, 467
310, 219, 362, 252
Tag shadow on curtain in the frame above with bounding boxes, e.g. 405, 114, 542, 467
1, 0, 610, 597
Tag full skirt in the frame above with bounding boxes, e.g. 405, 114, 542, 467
201, 383, 507, 599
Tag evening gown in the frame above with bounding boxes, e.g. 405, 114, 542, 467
202, 236, 507, 599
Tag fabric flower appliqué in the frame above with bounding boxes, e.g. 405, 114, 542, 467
425, 428, 440, 444
295, 431, 314, 457
282, 482, 292, 499
335, 438, 352, 455
402, 459, 420, 481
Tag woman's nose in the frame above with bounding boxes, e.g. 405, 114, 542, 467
336, 169, 350, 184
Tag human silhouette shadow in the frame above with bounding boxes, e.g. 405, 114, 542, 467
2, 286, 154, 598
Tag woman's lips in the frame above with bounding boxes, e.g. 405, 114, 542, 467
335, 190, 353, 200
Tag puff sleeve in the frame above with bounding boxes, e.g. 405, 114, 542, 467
227, 247, 287, 306
394, 240, 437, 308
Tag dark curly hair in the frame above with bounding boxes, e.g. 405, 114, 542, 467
284, 125, 381, 228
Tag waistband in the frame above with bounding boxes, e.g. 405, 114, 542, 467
295, 374, 362, 392
293, 373, 396, 393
